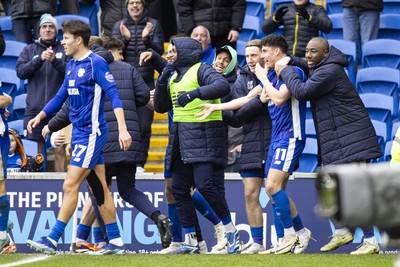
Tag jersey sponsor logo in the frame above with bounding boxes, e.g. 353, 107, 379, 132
68, 88, 80, 95
55, 52, 63, 59
69, 80, 75, 87
78, 68, 85, 77
105, 71, 114, 82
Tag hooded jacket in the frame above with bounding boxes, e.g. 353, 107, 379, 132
47, 44, 150, 164
281, 46, 382, 165
10, 0, 51, 20
262, 2, 332, 58
154, 37, 230, 168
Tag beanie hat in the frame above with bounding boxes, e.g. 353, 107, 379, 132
39, 13, 58, 32
126, 0, 145, 6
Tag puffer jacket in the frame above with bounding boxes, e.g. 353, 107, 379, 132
48, 45, 150, 164
178, 0, 246, 38
10, 0, 51, 20
342, 0, 383, 12
112, 10, 164, 84
281, 46, 382, 165
231, 66, 271, 171
16, 38, 68, 117
262, 2, 332, 58
154, 37, 230, 168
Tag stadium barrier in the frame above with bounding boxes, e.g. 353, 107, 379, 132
7, 172, 384, 253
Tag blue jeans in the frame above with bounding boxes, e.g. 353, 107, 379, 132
12, 18, 40, 44
343, 7, 380, 63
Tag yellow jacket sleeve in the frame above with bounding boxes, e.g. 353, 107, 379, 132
390, 127, 400, 166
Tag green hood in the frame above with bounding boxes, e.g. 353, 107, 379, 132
213, 45, 237, 76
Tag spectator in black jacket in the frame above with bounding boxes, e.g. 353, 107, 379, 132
262, 0, 332, 58
112, 0, 164, 173
0, 26, 5, 57
277, 37, 382, 255
177, 0, 246, 49
16, 13, 68, 171
44, 37, 171, 251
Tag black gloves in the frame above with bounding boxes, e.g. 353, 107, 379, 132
274, 5, 289, 21
296, 5, 310, 21
158, 63, 175, 84
177, 89, 200, 107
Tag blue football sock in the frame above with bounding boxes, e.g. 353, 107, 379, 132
251, 226, 263, 245
76, 224, 91, 241
293, 214, 304, 232
271, 190, 293, 229
93, 227, 106, 244
168, 203, 183, 242
0, 195, 10, 231
363, 227, 375, 239
105, 222, 121, 240
192, 191, 221, 225
272, 204, 284, 239
48, 220, 67, 243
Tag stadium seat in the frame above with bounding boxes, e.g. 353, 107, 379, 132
378, 14, 400, 40
362, 39, 400, 69
271, 0, 315, 13
22, 139, 38, 157
0, 68, 21, 97
361, 93, 394, 140
0, 40, 26, 69
12, 93, 27, 120
239, 15, 259, 42
79, 0, 100, 36
382, 0, 400, 15
371, 119, 388, 153
320, 14, 343, 39
384, 140, 393, 161
0, 16, 15, 41
356, 67, 400, 116
392, 121, 400, 139
328, 39, 357, 85
54, 15, 90, 40
8, 119, 24, 135
246, 0, 266, 24
325, 0, 343, 14
297, 138, 318, 173
236, 40, 246, 67
305, 118, 316, 138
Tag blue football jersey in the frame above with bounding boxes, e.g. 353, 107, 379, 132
43, 51, 122, 134
267, 66, 307, 142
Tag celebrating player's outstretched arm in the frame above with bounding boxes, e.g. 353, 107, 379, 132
195, 84, 265, 120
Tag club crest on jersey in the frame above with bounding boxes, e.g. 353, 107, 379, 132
78, 68, 85, 77
247, 81, 253, 90
105, 71, 114, 82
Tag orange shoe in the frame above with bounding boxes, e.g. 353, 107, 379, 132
75, 243, 96, 253
1, 243, 17, 254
